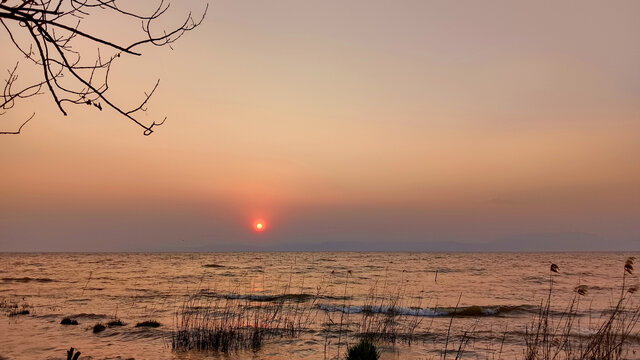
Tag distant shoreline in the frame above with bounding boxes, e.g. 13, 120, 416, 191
2, 249, 639, 254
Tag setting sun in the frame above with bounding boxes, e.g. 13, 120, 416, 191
254, 220, 266, 232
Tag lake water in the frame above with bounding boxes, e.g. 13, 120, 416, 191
1, 252, 638, 360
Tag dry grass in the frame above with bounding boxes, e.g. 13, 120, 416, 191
47, 257, 640, 359
346, 338, 381, 360
171, 287, 319, 352
7, 309, 29, 316
60, 317, 78, 325
107, 319, 125, 327
1, 297, 31, 317
354, 280, 425, 344
524, 257, 640, 360
92, 323, 106, 333
136, 320, 161, 328
319, 271, 475, 360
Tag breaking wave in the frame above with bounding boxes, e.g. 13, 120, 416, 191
317, 304, 538, 317
198, 291, 352, 303
1, 277, 56, 283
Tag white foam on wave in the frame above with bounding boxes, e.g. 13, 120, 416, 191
317, 304, 507, 317
317, 304, 447, 317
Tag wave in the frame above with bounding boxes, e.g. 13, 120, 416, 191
202, 263, 225, 268
1, 277, 56, 283
39, 312, 111, 320
317, 304, 538, 317
66, 298, 91, 303
227, 293, 314, 302
200, 292, 315, 302
198, 291, 352, 303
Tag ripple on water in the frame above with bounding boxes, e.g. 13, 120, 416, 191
1, 277, 57, 283
66, 298, 92, 303
202, 263, 225, 268
2, 252, 639, 360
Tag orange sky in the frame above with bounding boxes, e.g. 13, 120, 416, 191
1, 1, 639, 251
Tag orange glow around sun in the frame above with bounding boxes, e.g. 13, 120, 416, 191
254, 220, 266, 232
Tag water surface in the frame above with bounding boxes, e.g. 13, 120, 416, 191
1, 252, 638, 359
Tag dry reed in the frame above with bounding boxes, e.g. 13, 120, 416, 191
524, 257, 640, 360
171, 287, 319, 352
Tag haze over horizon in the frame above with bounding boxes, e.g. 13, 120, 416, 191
1, 0, 639, 252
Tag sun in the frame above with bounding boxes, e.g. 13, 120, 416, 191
254, 220, 266, 232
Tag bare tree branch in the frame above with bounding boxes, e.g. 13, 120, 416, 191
0, 0, 207, 135
0, 112, 34, 134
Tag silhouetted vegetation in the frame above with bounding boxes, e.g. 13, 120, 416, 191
66, 347, 81, 360
107, 319, 125, 327
171, 285, 319, 352
92, 323, 106, 333
1, 297, 30, 317
346, 338, 380, 360
8, 309, 29, 316
0, 0, 207, 135
60, 317, 78, 325
524, 257, 640, 360
7, 256, 640, 359
136, 320, 161, 328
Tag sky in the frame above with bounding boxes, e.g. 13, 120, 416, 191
1, 1, 639, 251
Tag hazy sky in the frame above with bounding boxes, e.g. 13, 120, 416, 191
1, 1, 639, 251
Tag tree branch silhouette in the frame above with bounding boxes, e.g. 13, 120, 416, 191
0, 0, 207, 135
